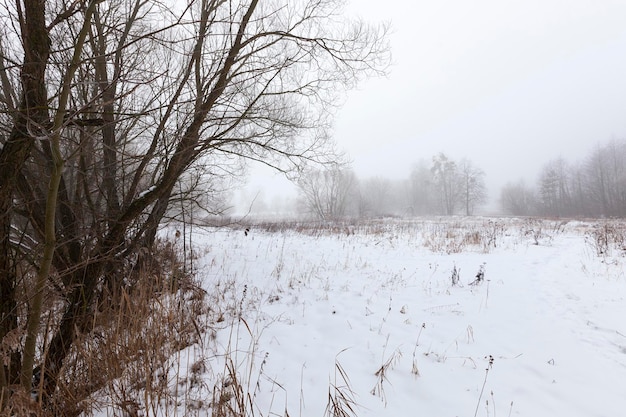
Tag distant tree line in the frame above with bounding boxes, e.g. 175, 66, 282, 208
292, 140, 626, 220
296, 153, 488, 219
501, 140, 626, 218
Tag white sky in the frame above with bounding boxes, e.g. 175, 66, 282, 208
339, 0, 626, 179
240, 0, 626, 210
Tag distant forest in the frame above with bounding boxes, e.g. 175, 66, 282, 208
501, 139, 626, 218
251, 139, 626, 219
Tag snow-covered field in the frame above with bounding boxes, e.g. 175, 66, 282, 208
149, 217, 626, 417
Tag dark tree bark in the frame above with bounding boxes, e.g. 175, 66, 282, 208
0, 0, 50, 397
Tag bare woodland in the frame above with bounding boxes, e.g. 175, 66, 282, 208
296, 140, 626, 220
501, 140, 626, 218
296, 153, 488, 219
0, 0, 388, 414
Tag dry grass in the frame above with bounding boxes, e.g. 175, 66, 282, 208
473, 355, 494, 417
24, 238, 210, 417
585, 221, 626, 256
411, 323, 426, 377
370, 347, 402, 405
324, 360, 359, 417
0, 238, 209, 417
422, 220, 507, 254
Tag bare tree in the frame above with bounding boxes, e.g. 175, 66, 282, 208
357, 176, 402, 217
407, 160, 436, 215
500, 180, 537, 216
431, 153, 460, 215
566, 161, 590, 216
458, 158, 487, 215
584, 141, 626, 217
0, 0, 389, 412
538, 158, 572, 217
297, 164, 357, 220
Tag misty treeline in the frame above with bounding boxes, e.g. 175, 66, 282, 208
501, 139, 626, 218
0, 0, 388, 414
296, 153, 488, 219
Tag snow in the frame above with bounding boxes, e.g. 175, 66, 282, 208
137, 186, 156, 199
102, 218, 626, 416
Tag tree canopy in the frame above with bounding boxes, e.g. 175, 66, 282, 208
0, 0, 389, 413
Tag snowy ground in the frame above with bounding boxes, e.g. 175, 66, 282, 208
141, 218, 626, 417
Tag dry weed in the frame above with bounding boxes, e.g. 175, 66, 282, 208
324, 360, 358, 417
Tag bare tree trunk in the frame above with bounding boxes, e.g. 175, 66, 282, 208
93, 7, 121, 224
21, 0, 98, 397
0, 0, 50, 400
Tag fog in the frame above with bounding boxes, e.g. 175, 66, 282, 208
236, 0, 626, 215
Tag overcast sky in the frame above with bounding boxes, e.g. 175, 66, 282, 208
241, 0, 626, 210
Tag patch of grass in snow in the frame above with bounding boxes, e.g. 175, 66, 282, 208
324, 358, 359, 417
370, 347, 402, 405
585, 221, 626, 257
